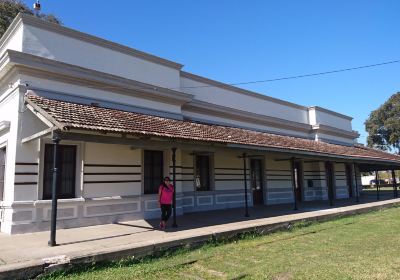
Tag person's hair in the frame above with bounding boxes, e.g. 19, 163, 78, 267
162, 176, 171, 188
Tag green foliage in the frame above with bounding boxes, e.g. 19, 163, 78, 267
365, 92, 400, 154
0, 0, 61, 38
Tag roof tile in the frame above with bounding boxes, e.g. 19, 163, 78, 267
25, 94, 400, 163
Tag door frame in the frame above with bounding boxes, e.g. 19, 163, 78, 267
250, 157, 264, 205
294, 161, 304, 202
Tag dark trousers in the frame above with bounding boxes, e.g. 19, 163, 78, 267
161, 204, 172, 222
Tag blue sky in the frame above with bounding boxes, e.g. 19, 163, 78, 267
25, 0, 400, 143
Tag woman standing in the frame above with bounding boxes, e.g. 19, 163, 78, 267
158, 176, 174, 230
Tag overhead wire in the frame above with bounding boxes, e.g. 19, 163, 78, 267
23, 59, 400, 92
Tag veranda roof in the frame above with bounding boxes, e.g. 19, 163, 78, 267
24, 94, 400, 165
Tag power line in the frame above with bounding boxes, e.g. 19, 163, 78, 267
24, 59, 400, 93
177, 59, 400, 89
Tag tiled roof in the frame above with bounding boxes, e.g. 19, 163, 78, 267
25, 94, 400, 164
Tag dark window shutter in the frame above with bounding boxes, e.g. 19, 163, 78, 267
144, 150, 164, 194
43, 144, 76, 199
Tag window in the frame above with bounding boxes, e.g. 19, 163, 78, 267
0, 147, 5, 201
144, 150, 164, 194
43, 144, 76, 199
195, 155, 211, 191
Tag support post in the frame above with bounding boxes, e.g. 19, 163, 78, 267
392, 169, 398, 198
171, 147, 177, 228
48, 134, 60, 247
326, 162, 334, 206
291, 157, 298, 211
375, 170, 380, 200
353, 163, 359, 203
243, 152, 249, 217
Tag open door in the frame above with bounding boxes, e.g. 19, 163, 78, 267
250, 158, 264, 205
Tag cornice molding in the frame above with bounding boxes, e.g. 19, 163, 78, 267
180, 71, 308, 111
183, 99, 312, 133
308, 106, 353, 120
14, 13, 184, 70
312, 124, 359, 139
0, 14, 23, 54
0, 121, 10, 132
3, 50, 194, 106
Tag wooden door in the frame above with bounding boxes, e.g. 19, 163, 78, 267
251, 159, 264, 205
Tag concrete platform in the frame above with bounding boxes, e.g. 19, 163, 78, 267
0, 195, 399, 280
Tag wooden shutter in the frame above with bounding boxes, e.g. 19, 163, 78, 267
43, 144, 76, 199
144, 150, 164, 194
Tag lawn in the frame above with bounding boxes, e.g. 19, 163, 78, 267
42, 207, 400, 280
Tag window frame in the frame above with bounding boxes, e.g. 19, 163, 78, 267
39, 140, 82, 200
43, 143, 77, 200
194, 153, 214, 192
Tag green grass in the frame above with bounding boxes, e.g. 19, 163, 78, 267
41, 207, 400, 280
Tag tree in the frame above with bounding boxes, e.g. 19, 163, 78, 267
365, 92, 400, 154
0, 0, 61, 38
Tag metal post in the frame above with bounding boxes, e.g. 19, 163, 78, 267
375, 170, 380, 200
48, 134, 60, 247
353, 163, 359, 203
243, 153, 249, 217
291, 157, 298, 210
392, 169, 398, 198
171, 147, 177, 227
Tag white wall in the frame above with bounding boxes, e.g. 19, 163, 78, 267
181, 77, 309, 124
180, 151, 194, 193
334, 163, 349, 199
84, 143, 141, 198
309, 107, 352, 131
20, 74, 183, 116
214, 150, 245, 191
22, 25, 181, 89
0, 88, 21, 204
183, 110, 310, 138
265, 159, 294, 204
315, 132, 355, 145
303, 162, 327, 201
0, 24, 23, 59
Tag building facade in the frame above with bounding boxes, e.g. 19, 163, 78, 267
0, 14, 399, 234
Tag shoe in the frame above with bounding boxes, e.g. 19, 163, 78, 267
159, 222, 163, 230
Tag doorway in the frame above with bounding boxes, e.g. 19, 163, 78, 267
294, 161, 303, 202
325, 162, 335, 203
250, 158, 264, 205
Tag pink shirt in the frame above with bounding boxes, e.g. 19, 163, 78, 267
159, 184, 174, 205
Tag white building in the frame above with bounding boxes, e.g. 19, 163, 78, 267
0, 14, 399, 234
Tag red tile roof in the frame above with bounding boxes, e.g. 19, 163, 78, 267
25, 94, 400, 164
